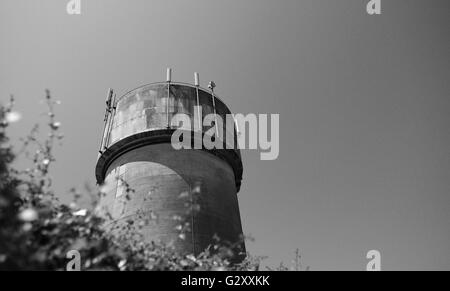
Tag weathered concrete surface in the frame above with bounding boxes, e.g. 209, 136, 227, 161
100, 143, 245, 255
96, 83, 245, 257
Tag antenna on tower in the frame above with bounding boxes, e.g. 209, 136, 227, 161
194, 72, 201, 131
166, 68, 172, 83
100, 88, 114, 154
208, 81, 216, 91
166, 68, 172, 128
105, 88, 114, 113
194, 72, 200, 87
208, 81, 219, 138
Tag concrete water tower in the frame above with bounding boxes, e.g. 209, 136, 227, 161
95, 69, 245, 257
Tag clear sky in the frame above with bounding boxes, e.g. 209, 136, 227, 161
1, 0, 449, 270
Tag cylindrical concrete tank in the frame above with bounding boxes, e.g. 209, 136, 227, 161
95, 81, 244, 257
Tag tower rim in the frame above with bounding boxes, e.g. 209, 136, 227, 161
115, 81, 229, 107
95, 129, 243, 192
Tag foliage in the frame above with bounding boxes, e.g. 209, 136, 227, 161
0, 91, 305, 271
0, 91, 267, 271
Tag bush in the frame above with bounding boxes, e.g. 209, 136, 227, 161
0, 91, 264, 271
